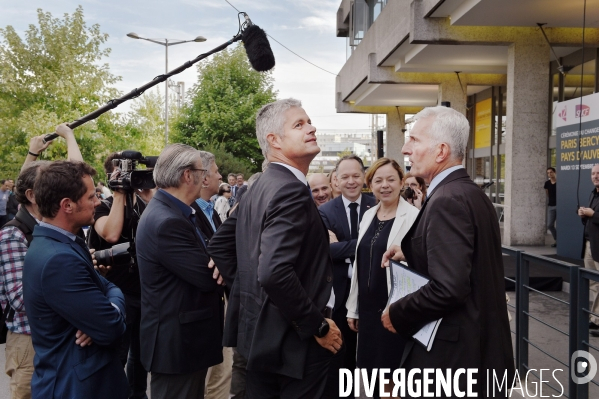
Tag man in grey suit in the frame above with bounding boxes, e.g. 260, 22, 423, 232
382, 106, 514, 397
208, 98, 342, 399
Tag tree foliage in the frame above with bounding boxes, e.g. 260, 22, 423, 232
172, 44, 277, 173
0, 6, 126, 176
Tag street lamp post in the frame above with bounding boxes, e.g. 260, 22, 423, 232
127, 33, 206, 146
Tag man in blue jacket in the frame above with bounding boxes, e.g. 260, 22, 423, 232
23, 161, 127, 399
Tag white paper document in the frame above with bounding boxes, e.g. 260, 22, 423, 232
386, 260, 442, 351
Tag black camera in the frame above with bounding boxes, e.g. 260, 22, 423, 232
94, 242, 134, 268
108, 150, 158, 191
403, 187, 417, 201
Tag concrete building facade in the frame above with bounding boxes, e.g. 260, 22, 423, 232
335, 0, 599, 246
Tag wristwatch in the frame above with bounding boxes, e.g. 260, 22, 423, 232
316, 319, 330, 338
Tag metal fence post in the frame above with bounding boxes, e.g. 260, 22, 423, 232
516, 250, 529, 375
575, 267, 588, 399
569, 264, 581, 399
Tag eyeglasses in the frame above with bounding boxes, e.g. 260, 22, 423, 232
223, 190, 231, 193
188, 168, 207, 174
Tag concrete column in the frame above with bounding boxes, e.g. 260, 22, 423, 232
438, 79, 467, 115
386, 108, 405, 164
504, 40, 550, 245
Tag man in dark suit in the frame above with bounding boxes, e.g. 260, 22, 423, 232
578, 164, 599, 334
208, 98, 343, 399
136, 144, 223, 399
319, 154, 376, 376
381, 106, 514, 397
23, 161, 128, 399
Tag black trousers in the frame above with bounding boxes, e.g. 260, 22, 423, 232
231, 348, 247, 399
151, 368, 208, 399
246, 340, 335, 399
119, 294, 148, 399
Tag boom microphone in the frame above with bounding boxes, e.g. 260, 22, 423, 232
242, 24, 275, 72
42, 10, 275, 144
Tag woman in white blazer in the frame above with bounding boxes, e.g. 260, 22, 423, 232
346, 157, 419, 391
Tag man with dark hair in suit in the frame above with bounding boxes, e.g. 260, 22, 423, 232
208, 98, 342, 399
136, 144, 223, 399
319, 154, 376, 384
382, 106, 514, 397
23, 161, 128, 399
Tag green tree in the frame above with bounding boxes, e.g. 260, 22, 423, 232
122, 88, 168, 157
204, 142, 254, 179
172, 43, 277, 173
0, 6, 122, 176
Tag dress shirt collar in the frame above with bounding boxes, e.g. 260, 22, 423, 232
39, 221, 77, 241
195, 198, 214, 212
159, 189, 195, 218
427, 165, 464, 198
271, 162, 308, 186
341, 194, 362, 209
195, 198, 216, 232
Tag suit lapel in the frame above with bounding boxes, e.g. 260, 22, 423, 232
356, 203, 378, 246
387, 198, 409, 247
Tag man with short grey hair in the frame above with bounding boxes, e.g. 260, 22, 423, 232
208, 98, 342, 398
381, 106, 514, 397
136, 144, 224, 399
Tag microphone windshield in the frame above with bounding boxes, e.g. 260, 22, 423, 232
242, 25, 275, 72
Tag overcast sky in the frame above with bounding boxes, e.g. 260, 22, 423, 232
1, 0, 372, 130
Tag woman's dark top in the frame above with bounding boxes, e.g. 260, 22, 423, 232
356, 215, 407, 371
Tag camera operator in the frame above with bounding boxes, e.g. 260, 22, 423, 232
88, 153, 154, 399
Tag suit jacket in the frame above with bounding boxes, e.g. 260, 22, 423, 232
235, 184, 248, 204
191, 200, 222, 242
23, 225, 127, 399
136, 190, 223, 374
208, 163, 333, 379
319, 194, 376, 311
581, 190, 599, 261
346, 197, 419, 318
389, 168, 514, 396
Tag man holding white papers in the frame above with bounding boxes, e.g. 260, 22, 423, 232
381, 106, 514, 397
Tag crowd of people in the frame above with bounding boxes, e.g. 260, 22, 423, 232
0, 99, 516, 399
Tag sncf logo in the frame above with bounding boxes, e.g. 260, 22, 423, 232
558, 107, 567, 121
576, 104, 591, 118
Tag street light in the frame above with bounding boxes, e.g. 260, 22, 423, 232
127, 32, 207, 146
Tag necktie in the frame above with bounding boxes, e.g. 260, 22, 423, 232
349, 202, 359, 240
